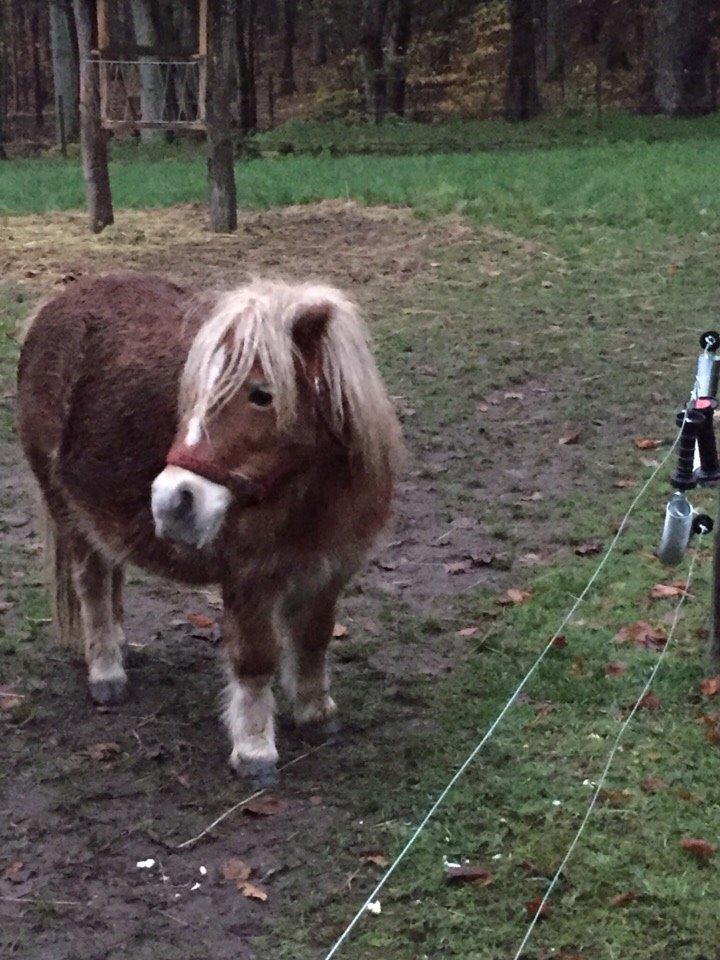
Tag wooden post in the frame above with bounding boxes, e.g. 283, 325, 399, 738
206, 0, 237, 233
198, 0, 208, 122
73, 0, 113, 234
710, 490, 720, 665
58, 94, 67, 156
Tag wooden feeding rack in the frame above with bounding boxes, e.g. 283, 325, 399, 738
93, 0, 208, 132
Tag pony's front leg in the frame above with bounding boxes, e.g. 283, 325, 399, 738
222, 602, 280, 786
282, 586, 340, 738
72, 547, 127, 704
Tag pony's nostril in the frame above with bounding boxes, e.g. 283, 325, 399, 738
174, 485, 194, 519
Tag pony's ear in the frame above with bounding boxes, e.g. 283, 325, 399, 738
292, 301, 332, 376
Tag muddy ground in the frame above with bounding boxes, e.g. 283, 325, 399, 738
0, 203, 638, 959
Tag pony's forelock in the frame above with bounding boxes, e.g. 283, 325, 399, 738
179, 280, 404, 478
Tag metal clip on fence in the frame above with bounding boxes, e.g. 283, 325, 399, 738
657, 331, 719, 564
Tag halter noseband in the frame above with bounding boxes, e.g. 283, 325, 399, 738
164, 371, 345, 504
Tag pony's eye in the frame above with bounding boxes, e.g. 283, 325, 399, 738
248, 386, 273, 408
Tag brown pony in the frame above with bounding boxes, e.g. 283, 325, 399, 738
17, 273, 403, 784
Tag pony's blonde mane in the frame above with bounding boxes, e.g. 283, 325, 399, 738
180, 280, 404, 479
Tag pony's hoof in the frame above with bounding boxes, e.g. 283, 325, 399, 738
233, 758, 279, 789
297, 716, 343, 746
89, 678, 127, 705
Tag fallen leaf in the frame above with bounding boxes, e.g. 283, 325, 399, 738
525, 897, 550, 919
186, 612, 215, 630
699, 676, 720, 697
614, 477, 636, 489
0, 600, 11, 614
332, 623, 349, 638
641, 776, 666, 793
599, 788, 632, 806
551, 635, 567, 650
648, 581, 689, 600
444, 863, 493, 886
456, 626, 479, 638
558, 430, 581, 446
469, 551, 498, 567
504, 391, 524, 400
568, 658, 586, 678
359, 851, 389, 868
613, 621, 667, 652
677, 789, 702, 803
667, 263, 678, 276
636, 691, 661, 711
634, 438, 663, 450
309, 795, 323, 805
243, 796, 287, 818
86, 741, 121, 761
0, 689, 23, 711
221, 858, 252, 882
238, 880, 268, 902
519, 491, 544, 503
605, 660, 628, 677
2, 860, 24, 881
680, 838, 716, 862
497, 587, 531, 606
416, 364, 438, 377
574, 539, 602, 557
610, 891, 638, 907
445, 561, 469, 575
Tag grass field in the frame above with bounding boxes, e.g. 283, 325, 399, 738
2, 113, 720, 960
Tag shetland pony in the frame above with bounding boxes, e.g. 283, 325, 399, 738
17, 273, 403, 784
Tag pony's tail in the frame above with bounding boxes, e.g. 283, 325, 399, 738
37, 493, 84, 652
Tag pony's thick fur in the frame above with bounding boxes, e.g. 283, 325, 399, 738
17, 272, 403, 781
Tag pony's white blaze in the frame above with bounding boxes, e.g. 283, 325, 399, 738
151, 464, 231, 548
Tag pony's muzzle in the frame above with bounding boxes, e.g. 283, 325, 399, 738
151, 465, 232, 549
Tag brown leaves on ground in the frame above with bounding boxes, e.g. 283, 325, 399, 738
551, 635, 567, 650
445, 561, 470, 576
574, 539, 603, 557
221, 858, 269, 902
636, 691, 661, 711
680, 838, 716, 862
497, 587, 532, 606
610, 891, 638, 907
525, 897, 550, 919
699, 676, 720, 697
613, 621, 667, 652
696, 712, 720, 744
641, 776, 667, 793
558, 430, 581, 446
332, 623, 349, 639
444, 863, 493, 886
634, 438, 663, 450
614, 477, 636, 489
186, 612, 215, 630
86, 741, 121, 761
359, 851, 389, 868
605, 660, 628, 678
456, 625, 479, 638
0, 687, 23, 711
647, 581, 691, 601
2, 859, 25, 882
243, 796, 287, 818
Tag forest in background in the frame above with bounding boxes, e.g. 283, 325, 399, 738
0, 0, 719, 158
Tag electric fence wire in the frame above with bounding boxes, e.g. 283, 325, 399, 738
512, 549, 697, 959
322, 425, 684, 960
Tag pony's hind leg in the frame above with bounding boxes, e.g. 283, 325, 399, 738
222, 600, 280, 786
71, 543, 128, 704
281, 586, 340, 738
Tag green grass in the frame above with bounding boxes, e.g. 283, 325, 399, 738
0, 113, 719, 241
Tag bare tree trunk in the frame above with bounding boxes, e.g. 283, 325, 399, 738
206, 0, 237, 233
545, 0, 565, 82
505, 0, 541, 120
247, 0, 257, 130
49, 0, 80, 144
0, 1, 8, 159
390, 0, 412, 116
130, 0, 164, 140
653, 0, 716, 115
313, 20, 328, 67
29, 4, 47, 131
236, 0, 254, 133
73, 0, 114, 233
361, 0, 390, 123
279, 0, 297, 95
